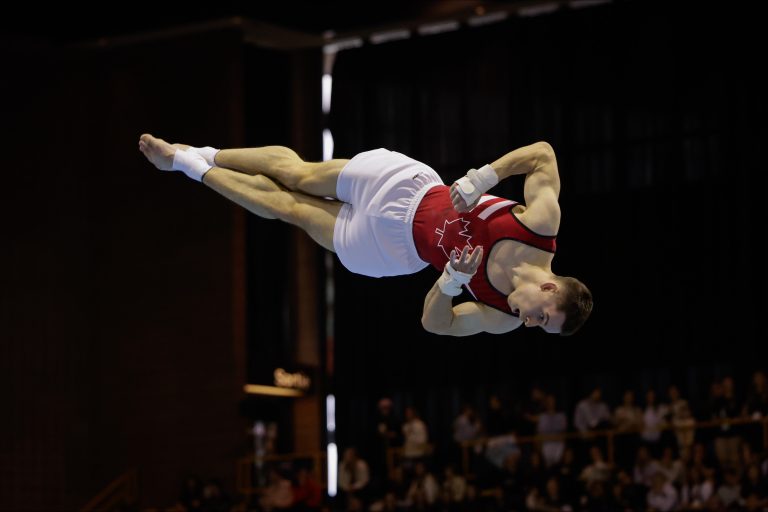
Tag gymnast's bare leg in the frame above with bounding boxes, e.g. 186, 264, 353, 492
138, 134, 341, 251
165, 140, 350, 199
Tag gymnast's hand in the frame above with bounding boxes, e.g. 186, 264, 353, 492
451, 164, 499, 212
450, 182, 481, 212
450, 246, 483, 275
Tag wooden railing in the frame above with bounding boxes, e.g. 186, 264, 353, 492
458, 417, 768, 476
236, 452, 327, 497
81, 468, 138, 512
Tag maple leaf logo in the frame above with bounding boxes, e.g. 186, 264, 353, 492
435, 218, 473, 259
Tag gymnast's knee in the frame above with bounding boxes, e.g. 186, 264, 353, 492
250, 173, 281, 192
278, 160, 312, 191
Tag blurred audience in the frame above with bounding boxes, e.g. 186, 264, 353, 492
664, 385, 696, 459
402, 407, 429, 465
710, 377, 743, 469
339, 447, 370, 503
574, 387, 612, 434
259, 468, 293, 511
537, 394, 567, 468
197, 370, 768, 512
292, 466, 321, 512
647, 471, 678, 512
641, 389, 666, 455
404, 461, 438, 509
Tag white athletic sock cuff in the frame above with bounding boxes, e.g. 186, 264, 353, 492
172, 149, 212, 182
187, 146, 220, 167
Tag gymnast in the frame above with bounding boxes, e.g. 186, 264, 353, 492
139, 134, 592, 336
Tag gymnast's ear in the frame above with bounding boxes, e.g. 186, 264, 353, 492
541, 282, 558, 292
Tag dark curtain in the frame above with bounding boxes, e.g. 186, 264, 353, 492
328, 2, 767, 452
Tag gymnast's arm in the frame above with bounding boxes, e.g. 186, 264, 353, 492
490, 141, 561, 186
421, 284, 521, 336
450, 141, 561, 213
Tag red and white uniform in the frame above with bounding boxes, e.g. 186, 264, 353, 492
332, 149, 557, 313
412, 186, 557, 315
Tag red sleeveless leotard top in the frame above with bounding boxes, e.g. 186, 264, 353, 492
412, 185, 557, 315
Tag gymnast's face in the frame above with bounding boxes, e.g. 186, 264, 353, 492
508, 282, 565, 333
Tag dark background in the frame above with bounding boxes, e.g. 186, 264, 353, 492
2, 0, 766, 509
329, 1, 768, 450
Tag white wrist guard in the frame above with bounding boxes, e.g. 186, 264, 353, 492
437, 261, 475, 296
455, 164, 498, 206
172, 149, 213, 182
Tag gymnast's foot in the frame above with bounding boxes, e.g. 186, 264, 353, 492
138, 134, 177, 171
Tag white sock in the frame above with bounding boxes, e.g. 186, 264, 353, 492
172, 149, 212, 182
185, 146, 220, 167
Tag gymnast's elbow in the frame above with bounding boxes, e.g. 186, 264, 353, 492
422, 316, 462, 336
533, 141, 556, 161
421, 314, 449, 335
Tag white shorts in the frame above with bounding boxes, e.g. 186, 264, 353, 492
333, 148, 444, 277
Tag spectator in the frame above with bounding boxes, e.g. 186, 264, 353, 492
376, 398, 400, 443
346, 494, 364, 512
746, 492, 767, 511
537, 476, 573, 511
368, 491, 401, 512
385, 465, 409, 501
743, 370, 768, 419
500, 452, 526, 512
464, 484, 482, 512
763, 452, 768, 479
579, 446, 612, 486
524, 451, 549, 493
689, 442, 715, 476
484, 433, 520, 470
579, 481, 612, 511
574, 387, 611, 466
339, 447, 370, 502
664, 385, 696, 458
260, 468, 293, 511
485, 394, 508, 436
641, 389, 666, 455
741, 442, 760, 468
554, 447, 579, 505
711, 377, 742, 469
688, 466, 716, 509
453, 404, 482, 444
538, 394, 567, 468
179, 475, 203, 512
614, 390, 643, 468
574, 387, 612, 434
741, 464, 768, 508
614, 469, 645, 511
522, 385, 548, 436
452, 404, 481, 464
373, 397, 400, 484
402, 407, 429, 464
405, 461, 439, 508
201, 479, 232, 512
633, 446, 660, 488
743, 371, 768, 454
716, 467, 744, 509
614, 390, 643, 433
657, 446, 685, 488
292, 466, 322, 512
646, 472, 678, 512
441, 464, 467, 505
